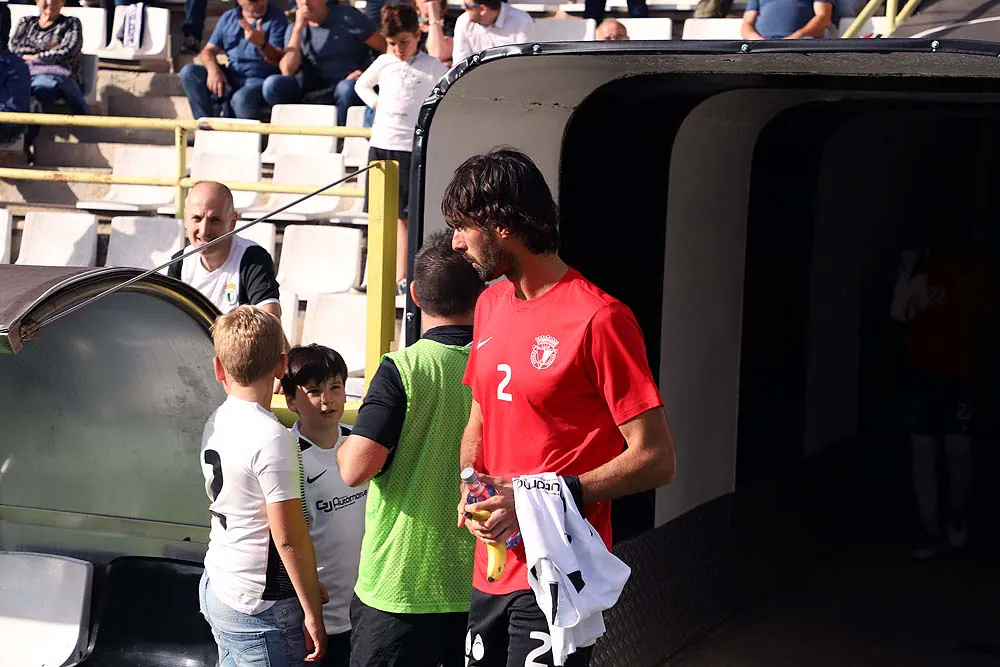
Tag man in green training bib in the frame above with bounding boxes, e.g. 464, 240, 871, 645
338, 230, 484, 667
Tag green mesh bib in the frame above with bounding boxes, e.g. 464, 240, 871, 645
354, 338, 475, 613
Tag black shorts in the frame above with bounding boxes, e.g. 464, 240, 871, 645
899, 370, 977, 435
466, 589, 594, 667
321, 630, 352, 667
349, 593, 468, 667
363, 147, 412, 220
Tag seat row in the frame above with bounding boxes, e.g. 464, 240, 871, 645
432, 16, 889, 42
2, 210, 371, 385
73, 104, 370, 223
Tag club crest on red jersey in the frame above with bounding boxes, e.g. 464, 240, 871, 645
530, 335, 559, 370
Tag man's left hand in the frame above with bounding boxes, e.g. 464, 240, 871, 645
464, 476, 518, 544
240, 17, 267, 47
346, 69, 362, 81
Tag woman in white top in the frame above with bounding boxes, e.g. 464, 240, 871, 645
355, 2, 448, 294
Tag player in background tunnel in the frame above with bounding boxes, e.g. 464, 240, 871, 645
891, 213, 996, 559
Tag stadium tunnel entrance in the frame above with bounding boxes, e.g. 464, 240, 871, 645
411, 41, 1000, 666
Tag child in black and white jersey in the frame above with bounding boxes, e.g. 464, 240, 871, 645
199, 306, 327, 665
282, 344, 367, 667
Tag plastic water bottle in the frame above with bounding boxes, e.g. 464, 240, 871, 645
461, 467, 522, 549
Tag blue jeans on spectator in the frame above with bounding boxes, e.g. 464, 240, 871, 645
181, 64, 265, 120
26, 73, 88, 145
262, 74, 362, 128
183, 0, 206, 41
198, 573, 307, 667
583, 0, 647, 22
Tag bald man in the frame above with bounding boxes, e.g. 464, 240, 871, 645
168, 181, 281, 318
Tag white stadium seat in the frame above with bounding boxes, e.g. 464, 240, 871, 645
105, 216, 184, 271
241, 153, 346, 222
277, 224, 364, 300
261, 104, 339, 165
277, 224, 364, 346
301, 291, 368, 376
681, 18, 744, 39
618, 17, 674, 40
76, 145, 176, 212
16, 211, 98, 266
331, 169, 368, 226
237, 222, 277, 260
531, 18, 596, 42
0, 209, 10, 264
96, 5, 170, 61
158, 152, 262, 215
342, 106, 369, 170
192, 118, 262, 160
0, 552, 93, 667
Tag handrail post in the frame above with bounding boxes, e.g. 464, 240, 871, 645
175, 126, 187, 218
365, 160, 399, 391
885, 0, 922, 35
840, 0, 883, 37
886, 0, 898, 33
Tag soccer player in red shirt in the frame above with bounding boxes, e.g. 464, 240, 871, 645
443, 148, 677, 667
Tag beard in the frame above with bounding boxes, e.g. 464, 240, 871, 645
466, 230, 515, 281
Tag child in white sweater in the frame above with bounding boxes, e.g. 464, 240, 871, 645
355, 3, 448, 294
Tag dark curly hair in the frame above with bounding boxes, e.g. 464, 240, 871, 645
440, 147, 560, 254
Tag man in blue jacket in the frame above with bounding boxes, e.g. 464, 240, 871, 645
0, 4, 30, 147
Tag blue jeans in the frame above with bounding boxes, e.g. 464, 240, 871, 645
261, 75, 362, 128
199, 573, 308, 667
183, 0, 206, 40
180, 64, 265, 120
583, 0, 647, 21
26, 73, 88, 145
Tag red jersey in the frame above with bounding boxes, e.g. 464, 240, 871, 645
464, 268, 663, 594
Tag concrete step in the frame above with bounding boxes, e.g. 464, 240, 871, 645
0, 166, 111, 208
106, 94, 193, 121
33, 141, 195, 169
97, 69, 185, 100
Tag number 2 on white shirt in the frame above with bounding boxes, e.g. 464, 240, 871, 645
497, 364, 513, 402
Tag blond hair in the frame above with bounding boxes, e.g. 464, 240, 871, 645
212, 305, 284, 386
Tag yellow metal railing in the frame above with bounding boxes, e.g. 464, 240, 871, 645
840, 0, 921, 37
0, 111, 398, 421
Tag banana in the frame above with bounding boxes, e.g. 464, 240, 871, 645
465, 509, 506, 582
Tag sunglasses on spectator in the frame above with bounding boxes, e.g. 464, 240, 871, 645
463, 2, 482, 8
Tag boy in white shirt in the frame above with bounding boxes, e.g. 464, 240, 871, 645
199, 306, 327, 666
282, 344, 368, 667
355, 2, 448, 294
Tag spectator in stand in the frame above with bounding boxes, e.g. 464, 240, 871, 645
355, 3, 448, 293
741, 0, 834, 39
595, 18, 629, 40
584, 0, 646, 27
452, 0, 531, 65
0, 4, 31, 148
10, 0, 87, 158
262, 0, 386, 130
180, 0, 287, 120
416, 0, 455, 65
169, 181, 282, 319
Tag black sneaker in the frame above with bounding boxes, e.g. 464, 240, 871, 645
180, 35, 201, 54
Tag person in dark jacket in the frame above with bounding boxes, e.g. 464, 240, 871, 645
0, 4, 31, 146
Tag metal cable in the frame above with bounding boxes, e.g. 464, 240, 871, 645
21, 164, 375, 337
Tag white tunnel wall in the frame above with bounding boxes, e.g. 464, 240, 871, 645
655, 89, 828, 526
422, 56, 634, 238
